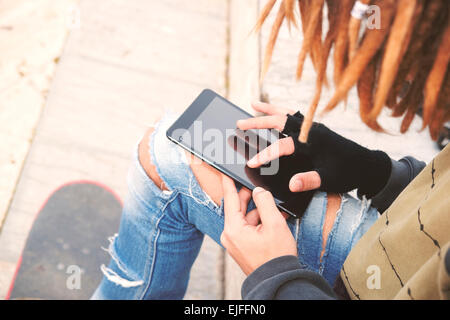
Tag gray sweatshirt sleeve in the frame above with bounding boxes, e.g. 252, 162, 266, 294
362, 156, 426, 213
241, 255, 337, 300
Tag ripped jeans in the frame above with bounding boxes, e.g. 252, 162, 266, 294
91, 114, 380, 300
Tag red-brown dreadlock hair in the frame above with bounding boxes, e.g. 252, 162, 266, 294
257, 0, 450, 142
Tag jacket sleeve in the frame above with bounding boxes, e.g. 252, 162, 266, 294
362, 156, 426, 213
241, 255, 337, 300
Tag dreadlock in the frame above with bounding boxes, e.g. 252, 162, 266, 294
257, 0, 450, 142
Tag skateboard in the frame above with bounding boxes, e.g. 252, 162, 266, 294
7, 181, 123, 300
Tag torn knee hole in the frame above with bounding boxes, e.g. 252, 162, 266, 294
100, 265, 144, 288
138, 127, 169, 191
320, 193, 342, 260
100, 234, 144, 288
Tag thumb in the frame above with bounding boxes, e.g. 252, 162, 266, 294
252, 187, 282, 225
289, 171, 322, 192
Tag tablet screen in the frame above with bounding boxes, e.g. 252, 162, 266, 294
177, 96, 311, 203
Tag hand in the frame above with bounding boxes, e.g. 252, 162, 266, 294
237, 102, 322, 192
220, 175, 297, 275
237, 102, 392, 198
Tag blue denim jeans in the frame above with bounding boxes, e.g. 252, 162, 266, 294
91, 114, 379, 300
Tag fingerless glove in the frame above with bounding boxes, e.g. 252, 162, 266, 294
282, 112, 392, 198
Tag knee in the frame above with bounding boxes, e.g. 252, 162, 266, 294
137, 122, 223, 206
138, 126, 168, 191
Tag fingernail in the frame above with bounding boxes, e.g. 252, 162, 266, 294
247, 157, 257, 167
236, 120, 244, 127
290, 178, 302, 191
253, 187, 265, 194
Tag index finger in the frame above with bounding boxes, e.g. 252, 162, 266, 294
236, 115, 287, 132
251, 102, 295, 116
247, 136, 295, 168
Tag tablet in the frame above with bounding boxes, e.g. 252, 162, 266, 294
166, 89, 314, 218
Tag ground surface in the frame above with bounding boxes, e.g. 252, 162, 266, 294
0, 0, 228, 300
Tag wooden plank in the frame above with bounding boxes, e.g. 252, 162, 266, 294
224, 0, 261, 300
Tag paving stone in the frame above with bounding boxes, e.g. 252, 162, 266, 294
0, 0, 77, 229
0, 0, 228, 300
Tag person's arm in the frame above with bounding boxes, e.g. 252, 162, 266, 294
237, 102, 427, 212
367, 156, 426, 213
242, 255, 337, 300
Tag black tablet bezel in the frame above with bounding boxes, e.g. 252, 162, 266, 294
166, 89, 312, 218
167, 89, 253, 140
166, 89, 255, 188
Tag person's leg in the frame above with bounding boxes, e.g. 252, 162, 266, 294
93, 114, 380, 299
92, 115, 227, 299
137, 114, 380, 286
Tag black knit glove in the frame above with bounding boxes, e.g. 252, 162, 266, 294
282, 112, 392, 198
